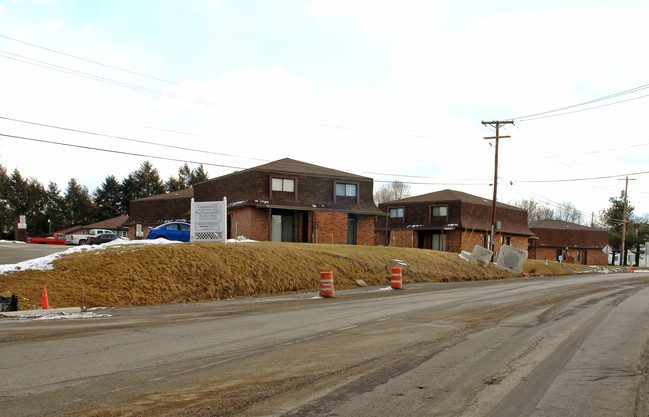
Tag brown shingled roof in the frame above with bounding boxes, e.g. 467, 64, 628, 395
390, 189, 524, 211
132, 188, 194, 201
248, 158, 371, 180
83, 215, 130, 230
529, 219, 605, 231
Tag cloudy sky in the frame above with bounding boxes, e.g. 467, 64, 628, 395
1, 0, 648, 222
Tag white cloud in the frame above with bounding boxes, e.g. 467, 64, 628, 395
47, 19, 64, 31
309, 0, 447, 38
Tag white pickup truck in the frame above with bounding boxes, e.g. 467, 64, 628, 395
65, 229, 116, 245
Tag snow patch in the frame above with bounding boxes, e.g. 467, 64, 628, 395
0, 239, 180, 275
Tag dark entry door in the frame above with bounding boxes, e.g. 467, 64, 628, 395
347, 214, 357, 245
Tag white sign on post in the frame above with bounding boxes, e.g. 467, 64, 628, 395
190, 197, 227, 243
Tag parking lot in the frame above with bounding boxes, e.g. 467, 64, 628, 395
0, 241, 68, 265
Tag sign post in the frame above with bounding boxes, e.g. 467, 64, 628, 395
15, 215, 27, 242
190, 197, 227, 243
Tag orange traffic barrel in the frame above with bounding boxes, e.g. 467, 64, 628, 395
320, 270, 334, 297
391, 266, 403, 289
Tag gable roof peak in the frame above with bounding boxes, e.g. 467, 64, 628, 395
251, 158, 370, 180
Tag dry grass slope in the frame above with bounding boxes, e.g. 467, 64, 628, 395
0, 242, 604, 310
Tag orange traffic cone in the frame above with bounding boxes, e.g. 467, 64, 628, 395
42, 285, 50, 309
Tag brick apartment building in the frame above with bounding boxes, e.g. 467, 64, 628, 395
124, 188, 194, 239
528, 220, 609, 265
376, 189, 534, 254
191, 158, 384, 244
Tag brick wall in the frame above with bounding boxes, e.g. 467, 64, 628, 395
532, 246, 607, 265
195, 169, 379, 213
313, 211, 348, 244
128, 195, 191, 224
375, 230, 387, 246
229, 208, 269, 241
585, 249, 607, 265
356, 215, 375, 246
127, 225, 154, 240
389, 230, 415, 248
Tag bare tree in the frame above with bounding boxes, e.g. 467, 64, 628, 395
374, 180, 411, 204
556, 201, 584, 224
511, 199, 554, 223
513, 199, 585, 224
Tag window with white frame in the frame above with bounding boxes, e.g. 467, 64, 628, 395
272, 178, 295, 192
389, 208, 404, 218
336, 183, 357, 197
431, 206, 447, 217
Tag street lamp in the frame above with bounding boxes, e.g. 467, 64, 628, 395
48, 219, 51, 235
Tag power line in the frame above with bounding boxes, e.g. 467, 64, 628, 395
1, 115, 486, 182
516, 169, 649, 184
0, 33, 180, 85
0, 116, 268, 162
0, 130, 492, 187
0, 133, 246, 170
509, 82, 649, 121
374, 179, 489, 186
0, 50, 217, 106
515, 92, 649, 122
542, 140, 649, 159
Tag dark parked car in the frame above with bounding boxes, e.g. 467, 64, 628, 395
87, 233, 121, 245
147, 222, 191, 242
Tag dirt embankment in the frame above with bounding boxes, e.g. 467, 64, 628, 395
0, 241, 603, 310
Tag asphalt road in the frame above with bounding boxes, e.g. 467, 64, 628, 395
0, 241, 69, 265
1, 272, 648, 416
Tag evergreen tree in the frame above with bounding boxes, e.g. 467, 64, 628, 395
44, 182, 65, 234
94, 175, 124, 219
0, 165, 11, 239
189, 164, 209, 185
121, 161, 165, 213
134, 161, 165, 197
166, 163, 209, 191
0, 168, 50, 237
120, 173, 139, 214
64, 178, 96, 227
26, 179, 48, 236
601, 196, 634, 265
165, 163, 191, 192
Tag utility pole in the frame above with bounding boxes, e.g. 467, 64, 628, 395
482, 120, 514, 252
618, 176, 635, 266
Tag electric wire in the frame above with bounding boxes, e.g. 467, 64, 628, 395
509, 82, 649, 121
0, 116, 268, 162
0, 132, 493, 187
516, 170, 649, 184
0, 50, 217, 106
542, 141, 649, 159
515, 92, 649, 122
0, 133, 246, 171
0, 33, 180, 85
0, 114, 490, 184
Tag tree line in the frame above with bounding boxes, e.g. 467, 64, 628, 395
0, 161, 208, 239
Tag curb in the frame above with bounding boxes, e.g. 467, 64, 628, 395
0, 307, 82, 317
